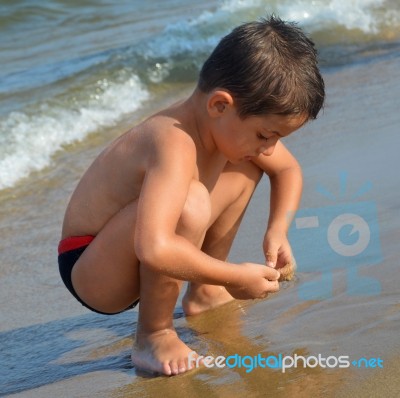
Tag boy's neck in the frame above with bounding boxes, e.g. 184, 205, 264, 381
180, 88, 219, 156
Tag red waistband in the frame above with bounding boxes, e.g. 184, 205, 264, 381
58, 235, 95, 255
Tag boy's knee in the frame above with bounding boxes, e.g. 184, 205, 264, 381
179, 180, 211, 235
229, 160, 263, 196
243, 161, 263, 187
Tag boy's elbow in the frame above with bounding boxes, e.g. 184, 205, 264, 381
282, 155, 302, 174
290, 161, 303, 179
282, 159, 302, 180
284, 163, 303, 188
271, 161, 302, 180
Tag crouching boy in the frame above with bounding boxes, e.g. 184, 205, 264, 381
58, 16, 325, 376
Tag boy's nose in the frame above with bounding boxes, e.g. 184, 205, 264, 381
258, 141, 277, 156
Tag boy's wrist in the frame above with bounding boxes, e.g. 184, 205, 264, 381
221, 262, 251, 288
267, 220, 289, 235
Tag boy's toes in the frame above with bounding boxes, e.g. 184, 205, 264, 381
178, 358, 187, 373
161, 361, 172, 376
169, 360, 179, 375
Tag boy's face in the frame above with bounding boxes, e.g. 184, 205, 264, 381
212, 103, 306, 163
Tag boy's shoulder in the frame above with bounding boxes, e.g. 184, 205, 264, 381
135, 109, 197, 153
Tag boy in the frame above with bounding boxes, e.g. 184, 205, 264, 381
58, 16, 325, 376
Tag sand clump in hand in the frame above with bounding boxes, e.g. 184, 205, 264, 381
278, 259, 297, 282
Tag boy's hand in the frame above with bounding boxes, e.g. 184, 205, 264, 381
226, 263, 280, 300
263, 228, 293, 270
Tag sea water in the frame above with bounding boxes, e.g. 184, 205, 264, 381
1, 0, 399, 191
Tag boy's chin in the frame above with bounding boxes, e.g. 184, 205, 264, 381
227, 158, 243, 165
235, 156, 255, 163
223, 154, 254, 165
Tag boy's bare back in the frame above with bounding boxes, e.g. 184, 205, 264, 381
61, 99, 225, 240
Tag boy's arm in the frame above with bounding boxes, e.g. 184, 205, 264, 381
251, 140, 302, 268
134, 128, 280, 299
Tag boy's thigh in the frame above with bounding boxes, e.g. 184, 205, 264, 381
71, 200, 141, 313
70, 179, 212, 313
208, 160, 263, 226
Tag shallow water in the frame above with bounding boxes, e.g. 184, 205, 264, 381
1, 0, 400, 397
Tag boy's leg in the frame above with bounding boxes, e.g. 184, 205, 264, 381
71, 180, 210, 375
132, 181, 211, 375
183, 161, 263, 315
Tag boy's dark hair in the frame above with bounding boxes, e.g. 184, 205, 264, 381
198, 15, 325, 120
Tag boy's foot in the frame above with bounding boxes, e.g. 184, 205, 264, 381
182, 284, 235, 316
131, 328, 198, 376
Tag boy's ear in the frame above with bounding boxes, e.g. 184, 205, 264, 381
207, 90, 234, 117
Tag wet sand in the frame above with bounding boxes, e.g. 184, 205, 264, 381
1, 56, 400, 397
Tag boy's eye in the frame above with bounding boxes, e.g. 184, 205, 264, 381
257, 133, 268, 140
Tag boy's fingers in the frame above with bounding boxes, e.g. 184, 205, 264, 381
267, 280, 280, 292
265, 249, 277, 268
275, 252, 289, 268
264, 266, 280, 281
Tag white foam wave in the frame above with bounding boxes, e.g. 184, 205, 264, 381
140, 0, 399, 83
140, 0, 263, 83
0, 75, 149, 190
219, 0, 400, 33
218, 0, 400, 35
275, 0, 399, 34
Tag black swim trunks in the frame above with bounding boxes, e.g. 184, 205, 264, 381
58, 235, 139, 315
